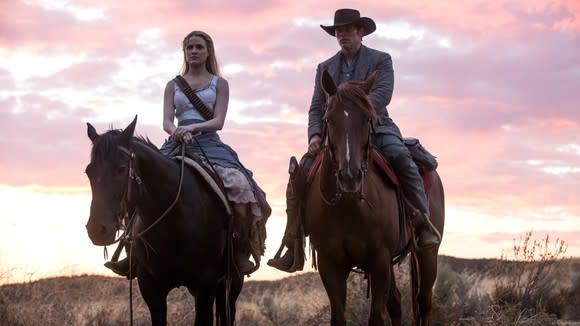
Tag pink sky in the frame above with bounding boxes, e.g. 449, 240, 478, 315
1, 0, 579, 283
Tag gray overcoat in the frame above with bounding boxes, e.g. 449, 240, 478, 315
307, 45, 402, 142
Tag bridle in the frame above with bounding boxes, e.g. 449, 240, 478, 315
320, 105, 373, 206
114, 143, 186, 242
107, 143, 187, 326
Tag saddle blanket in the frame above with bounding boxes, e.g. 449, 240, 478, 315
307, 149, 434, 190
173, 155, 232, 215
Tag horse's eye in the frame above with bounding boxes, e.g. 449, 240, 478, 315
325, 118, 333, 125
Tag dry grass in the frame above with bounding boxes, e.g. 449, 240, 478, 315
1, 233, 579, 325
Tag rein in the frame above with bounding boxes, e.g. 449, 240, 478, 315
115, 143, 187, 326
319, 148, 342, 206
117, 143, 186, 239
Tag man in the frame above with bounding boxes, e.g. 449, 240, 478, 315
267, 8, 440, 273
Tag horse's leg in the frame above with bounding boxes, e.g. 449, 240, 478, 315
192, 286, 217, 326
215, 276, 243, 326
317, 254, 349, 326
386, 265, 402, 326
228, 276, 243, 325
139, 279, 170, 326
412, 250, 438, 326
368, 259, 392, 326
215, 281, 226, 326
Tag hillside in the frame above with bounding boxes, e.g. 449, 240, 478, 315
1, 255, 579, 325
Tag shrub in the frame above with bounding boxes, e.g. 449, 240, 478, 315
545, 265, 580, 320
486, 231, 566, 324
432, 262, 481, 324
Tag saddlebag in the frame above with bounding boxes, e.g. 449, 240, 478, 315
404, 137, 438, 173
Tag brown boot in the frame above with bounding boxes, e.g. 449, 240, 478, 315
234, 212, 258, 276
104, 258, 137, 280
267, 178, 305, 272
268, 237, 304, 272
390, 152, 440, 249
415, 213, 441, 249
268, 155, 309, 272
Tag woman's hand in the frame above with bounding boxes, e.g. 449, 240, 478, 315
170, 126, 194, 143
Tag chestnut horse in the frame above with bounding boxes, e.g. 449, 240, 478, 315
85, 117, 242, 325
305, 70, 445, 325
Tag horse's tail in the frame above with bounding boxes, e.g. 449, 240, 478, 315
410, 252, 421, 322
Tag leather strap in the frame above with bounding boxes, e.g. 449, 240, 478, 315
173, 75, 214, 120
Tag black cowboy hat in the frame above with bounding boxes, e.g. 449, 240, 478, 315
320, 8, 376, 36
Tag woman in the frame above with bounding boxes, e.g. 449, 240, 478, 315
106, 30, 270, 276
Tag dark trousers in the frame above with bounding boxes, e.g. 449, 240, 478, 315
373, 133, 429, 214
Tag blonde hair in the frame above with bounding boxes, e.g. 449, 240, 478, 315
180, 31, 221, 76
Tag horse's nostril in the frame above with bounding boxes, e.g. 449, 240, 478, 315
87, 219, 109, 238
99, 224, 107, 236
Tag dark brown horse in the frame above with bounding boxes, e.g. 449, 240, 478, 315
305, 70, 445, 325
84, 117, 242, 325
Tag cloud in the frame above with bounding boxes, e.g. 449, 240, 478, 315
0, 0, 579, 265
481, 230, 579, 250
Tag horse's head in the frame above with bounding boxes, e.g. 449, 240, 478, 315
321, 69, 377, 193
84, 116, 137, 245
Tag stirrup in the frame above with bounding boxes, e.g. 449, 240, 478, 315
237, 260, 257, 276
104, 259, 136, 279
267, 243, 294, 271
267, 239, 304, 272
416, 228, 440, 249
287, 239, 305, 272
235, 239, 261, 276
414, 216, 441, 250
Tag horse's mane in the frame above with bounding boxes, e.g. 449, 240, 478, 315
134, 135, 159, 150
331, 82, 376, 119
90, 129, 159, 162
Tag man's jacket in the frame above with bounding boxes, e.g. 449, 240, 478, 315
307, 45, 402, 142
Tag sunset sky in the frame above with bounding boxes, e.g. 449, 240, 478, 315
1, 0, 579, 284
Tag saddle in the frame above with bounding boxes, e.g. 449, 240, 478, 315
369, 149, 435, 191
167, 141, 271, 218
307, 138, 438, 190
172, 153, 232, 216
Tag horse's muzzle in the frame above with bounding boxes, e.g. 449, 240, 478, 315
86, 217, 117, 246
338, 167, 363, 193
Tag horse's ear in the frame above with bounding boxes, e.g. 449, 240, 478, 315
120, 115, 138, 143
361, 70, 378, 94
321, 69, 337, 96
87, 123, 99, 143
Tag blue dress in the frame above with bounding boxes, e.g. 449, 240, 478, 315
159, 75, 270, 222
